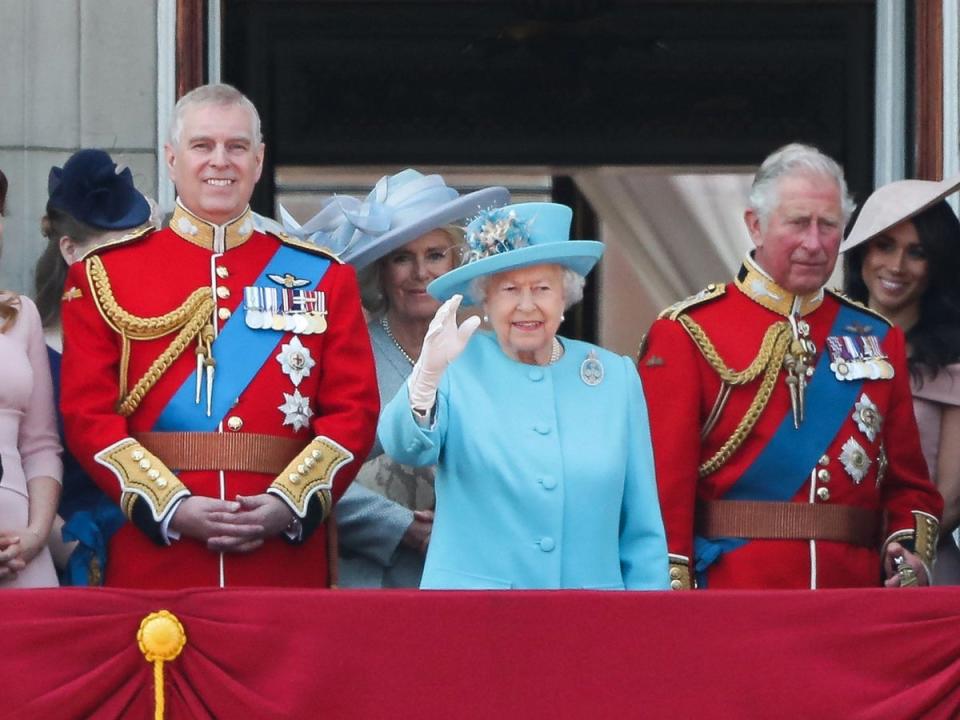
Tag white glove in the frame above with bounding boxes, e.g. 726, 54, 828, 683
408, 294, 480, 414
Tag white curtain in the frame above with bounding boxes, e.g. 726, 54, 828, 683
573, 168, 755, 357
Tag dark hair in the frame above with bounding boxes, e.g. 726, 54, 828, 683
0, 169, 19, 332
843, 199, 960, 379
34, 203, 102, 328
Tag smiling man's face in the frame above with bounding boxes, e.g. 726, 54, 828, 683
165, 102, 264, 225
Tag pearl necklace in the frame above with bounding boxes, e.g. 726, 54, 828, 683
381, 316, 416, 366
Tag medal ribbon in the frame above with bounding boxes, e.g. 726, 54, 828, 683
694, 303, 890, 582
153, 246, 331, 431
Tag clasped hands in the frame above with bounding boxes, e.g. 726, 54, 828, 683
169, 494, 295, 553
0, 528, 44, 581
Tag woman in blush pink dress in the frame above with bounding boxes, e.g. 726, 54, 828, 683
843, 177, 960, 584
0, 168, 63, 588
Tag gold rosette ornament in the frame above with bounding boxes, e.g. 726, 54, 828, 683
138, 610, 187, 720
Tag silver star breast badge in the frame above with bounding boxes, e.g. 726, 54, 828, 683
276, 336, 315, 387
853, 393, 882, 442
279, 390, 314, 431
840, 437, 871, 485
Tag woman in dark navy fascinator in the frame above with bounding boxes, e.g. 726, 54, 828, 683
34, 149, 153, 585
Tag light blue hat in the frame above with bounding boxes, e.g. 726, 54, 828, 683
427, 202, 604, 304
268, 169, 509, 269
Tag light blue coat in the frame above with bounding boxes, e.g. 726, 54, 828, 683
379, 332, 669, 590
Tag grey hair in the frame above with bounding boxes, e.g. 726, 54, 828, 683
472, 267, 586, 310
168, 83, 262, 147
359, 224, 464, 315
747, 143, 856, 228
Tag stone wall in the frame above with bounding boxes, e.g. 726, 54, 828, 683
0, 0, 158, 295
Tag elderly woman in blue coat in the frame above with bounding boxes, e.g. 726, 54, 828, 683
378, 202, 669, 590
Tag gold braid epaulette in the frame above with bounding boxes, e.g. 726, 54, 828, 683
677, 314, 793, 477
86, 255, 215, 416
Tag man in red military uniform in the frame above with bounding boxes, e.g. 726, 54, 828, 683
639, 144, 942, 590
60, 84, 379, 588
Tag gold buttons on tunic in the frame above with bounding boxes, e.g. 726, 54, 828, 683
669, 567, 682, 580
226, 416, 243, 432
818, 455, 830, 467
817, 469, 831, 483
670, 580, 683, 590
816, 487, 831, 501
216, 286, 231, 299
216, 266, 229, 279
218, 307, 232, 321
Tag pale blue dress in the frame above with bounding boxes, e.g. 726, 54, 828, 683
379, 331, 669, 590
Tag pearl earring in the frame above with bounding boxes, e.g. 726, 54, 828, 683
560, 313, 566, 321
483, 314, 489, 323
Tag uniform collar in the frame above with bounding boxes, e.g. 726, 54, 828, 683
735, 253, 824, 317
169, 200, 256, 252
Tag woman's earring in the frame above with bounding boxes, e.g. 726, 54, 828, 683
482, 315, 489, 323
560, 313, 566, 322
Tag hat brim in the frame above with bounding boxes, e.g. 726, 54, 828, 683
841, 176, 960, 252
428, 241, 604, 304
95, 195, 152, 230
343, 186, 510, 269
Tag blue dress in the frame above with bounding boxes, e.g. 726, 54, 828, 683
49, 347, 124, 585
379, 332, 669, 590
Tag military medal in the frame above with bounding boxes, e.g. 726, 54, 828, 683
244, 286, 327, 335
580, 350, 604, 386
839, 437, 871, 485
826, 335, 894, 381
279, 389, 313, 431
853, 393, 882, 442
276, 336, 315, 387
876, 444, 888, 488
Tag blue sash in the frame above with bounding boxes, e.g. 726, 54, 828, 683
153, 246, 331, 432
694, 303, 889, 581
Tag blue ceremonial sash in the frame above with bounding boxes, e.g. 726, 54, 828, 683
695, 303, 889, 582
153, 246, 331, 432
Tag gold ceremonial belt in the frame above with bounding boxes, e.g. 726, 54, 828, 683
133, 432, 307, 475
697, 500, 881, 548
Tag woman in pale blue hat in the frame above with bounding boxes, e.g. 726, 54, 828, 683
286, 169, 509, 587
378, 202, 669, 590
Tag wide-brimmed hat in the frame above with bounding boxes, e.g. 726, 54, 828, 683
47, 149, 151, 230
841, 175, 960, 252
427, 202, 604, 304
276, 169, 509, 268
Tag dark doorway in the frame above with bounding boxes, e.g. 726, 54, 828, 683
223, 0, 876, 340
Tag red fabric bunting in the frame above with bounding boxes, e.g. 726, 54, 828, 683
4, 587, 960, 719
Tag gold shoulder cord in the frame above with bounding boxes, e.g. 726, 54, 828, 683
87, 255, 215, 416
677, 314, 792, 477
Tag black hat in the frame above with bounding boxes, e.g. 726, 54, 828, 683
48, 149, 151, 230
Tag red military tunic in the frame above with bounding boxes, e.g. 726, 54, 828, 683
61, 203, 379, 588
639, 255, 942, 589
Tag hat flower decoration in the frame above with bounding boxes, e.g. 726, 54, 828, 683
463, 208, 534, 263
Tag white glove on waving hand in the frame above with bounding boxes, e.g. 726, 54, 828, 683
407, 294, 480, 415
